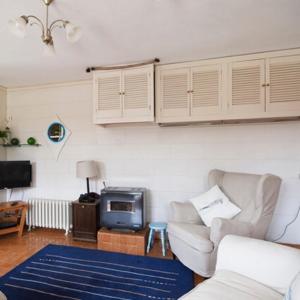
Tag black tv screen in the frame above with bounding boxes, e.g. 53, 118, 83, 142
0, 161, 32, 189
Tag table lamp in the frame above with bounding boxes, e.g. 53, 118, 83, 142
76, 160, 98, 195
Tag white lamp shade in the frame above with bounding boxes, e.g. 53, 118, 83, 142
76, 161, 98, 179
65, 22, 82, 43
43, 42, 56, 57
43, 43, 56, 57
8, 17, 28, 38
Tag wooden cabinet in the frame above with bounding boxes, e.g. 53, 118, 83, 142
156, 49, 300, 124
93, 71, 122, 120
93, 65, 154, 124
191, 64, 223, 117
72, 199, 100, 242
157, 64, 223, 123
159, 68, 190, 120
92, 48, 300, 126
228, 55, 300, 118
228, 59, 265, 115
266, 55, 300, 114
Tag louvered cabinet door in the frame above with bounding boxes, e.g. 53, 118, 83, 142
158, 68, 190, 121
122, 65, 154, 122
228, 60, 265, 115
266, 55, 300, 114
190, 64, 223, 117
93, 71, 122, 124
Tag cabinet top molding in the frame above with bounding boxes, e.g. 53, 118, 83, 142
157, 48, 300, 70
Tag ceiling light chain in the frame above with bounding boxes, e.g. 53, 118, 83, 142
9, 0, 82, 56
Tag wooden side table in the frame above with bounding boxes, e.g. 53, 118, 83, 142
72, 199, 100, 242
98, 227, 149, 255
0, 201, 28, 237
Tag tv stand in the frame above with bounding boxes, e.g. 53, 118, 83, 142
0, 201, 28, 237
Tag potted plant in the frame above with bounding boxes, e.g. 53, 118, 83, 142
0, 127, 11, 145
0, 130, 8, 144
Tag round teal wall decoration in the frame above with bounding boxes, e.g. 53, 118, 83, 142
47, 122, 65, 143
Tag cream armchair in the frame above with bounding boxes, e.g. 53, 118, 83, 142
167, 169, 282, 277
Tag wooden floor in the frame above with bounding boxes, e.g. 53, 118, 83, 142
0, 228, 204, 285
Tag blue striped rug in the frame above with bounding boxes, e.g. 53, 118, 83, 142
0, 244, 194, 300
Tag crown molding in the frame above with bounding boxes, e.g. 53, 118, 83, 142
7, 79, 92, 93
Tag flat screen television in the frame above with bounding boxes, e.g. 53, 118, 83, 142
0, 161, 32, 189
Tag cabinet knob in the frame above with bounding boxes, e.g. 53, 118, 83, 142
81, 205, 85, 209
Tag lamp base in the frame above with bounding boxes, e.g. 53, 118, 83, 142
43, 0, 54, 6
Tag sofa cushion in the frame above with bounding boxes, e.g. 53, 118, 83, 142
180, 270, 283, 300
168, 222, 213, 253
284, 272, 300, 300
0, 291, 6, 300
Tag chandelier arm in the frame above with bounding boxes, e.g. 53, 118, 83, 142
49, 19, 68, 32
27, 15, 45, 35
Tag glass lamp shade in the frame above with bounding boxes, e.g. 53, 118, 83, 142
43, 42, 56, 57
65, 22, 82, 43
8, 17, 28, 38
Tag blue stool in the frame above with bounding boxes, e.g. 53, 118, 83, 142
147, 222, 168, 256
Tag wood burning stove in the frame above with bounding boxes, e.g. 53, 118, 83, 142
100, 187, 146, 231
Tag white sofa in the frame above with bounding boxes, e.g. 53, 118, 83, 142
0, 292, 6, 300
180, 235, 300, 300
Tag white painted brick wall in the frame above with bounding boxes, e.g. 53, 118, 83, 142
5, 82, 300, 244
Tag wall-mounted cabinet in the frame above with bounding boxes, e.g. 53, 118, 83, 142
266, 55, 300, 114
93, 65, 154, 124
228, 55, 300, 119
156, 49, 300, 124
157, 64, 223, 123
228, 59, 265, 115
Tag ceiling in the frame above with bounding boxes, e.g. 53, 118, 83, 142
1, 0, 300, 88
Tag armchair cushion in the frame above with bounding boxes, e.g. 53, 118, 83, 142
210, 218, 253, 246
169, 201, 202, 224
168, 222, 213, 253
190, 185, 241, 227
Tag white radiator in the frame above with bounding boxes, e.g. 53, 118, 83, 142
25, 198, 72, 235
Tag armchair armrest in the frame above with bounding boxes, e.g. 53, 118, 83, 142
216, 235, 300, 294
210, 217, 252, 246
169, 201, 202, 224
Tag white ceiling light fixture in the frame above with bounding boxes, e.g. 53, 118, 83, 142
8, 0, 82, 56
